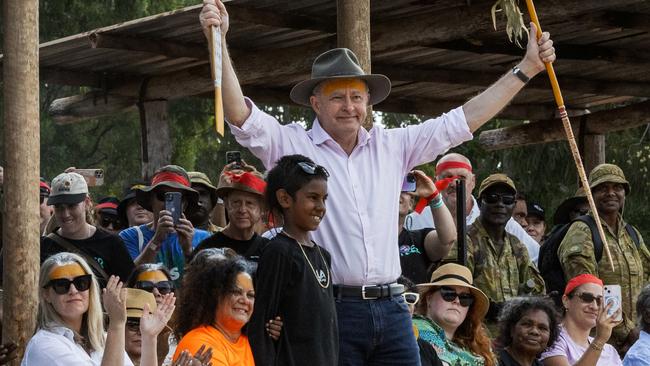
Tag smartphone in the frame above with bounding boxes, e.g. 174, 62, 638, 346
72, 168, 104, 186
401, 173, 416, 192
165, 192, 182, 226
226, 151, 242, 169
604, 285, 623, 321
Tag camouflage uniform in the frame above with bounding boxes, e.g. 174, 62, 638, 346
558, 163, 650, 349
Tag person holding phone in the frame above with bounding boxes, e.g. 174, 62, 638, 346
541, 274, 622, 366
119, 165, 211, 288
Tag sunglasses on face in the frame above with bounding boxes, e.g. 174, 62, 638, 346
403, 292, 420, 305
40, 195, 49, 204
571, 292, 603, 306
482, 193, 516, 205
297, 162, 330, 177
100, 216, 120, 228
126, 319, 140, 332
439, 286, 475, 307
45, 274, 92, 295
135, 280, 174, 295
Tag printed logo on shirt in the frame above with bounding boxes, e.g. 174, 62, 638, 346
399, 245, 422, 257
317, 269, 327, 285
94, 257, 106, 268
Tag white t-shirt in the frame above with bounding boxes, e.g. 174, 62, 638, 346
22, 326, 134, 366
540, 327, 622, 366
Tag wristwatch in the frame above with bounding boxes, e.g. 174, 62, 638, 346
512, 66, 530, 84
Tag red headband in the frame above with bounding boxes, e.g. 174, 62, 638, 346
435, 161, 472, 176
95, 202, 118, 211
564, 274, 603, 296
151, 172, 190, 187
224, 171, 266, 194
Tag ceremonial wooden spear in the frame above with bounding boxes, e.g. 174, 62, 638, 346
210, 25, 225, 136
524, 0, 614, 270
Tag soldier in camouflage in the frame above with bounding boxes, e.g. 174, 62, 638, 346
448, 173, 545, 329
559, 163, 650, 353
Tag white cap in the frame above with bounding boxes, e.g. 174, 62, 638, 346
47, 172, 88, 205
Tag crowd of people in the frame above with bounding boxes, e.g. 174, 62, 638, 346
0, 0, 648, 365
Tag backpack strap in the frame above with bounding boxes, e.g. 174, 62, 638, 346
573, 215, 605, 263
625, 224, 641, 248
46, 232, 109, 282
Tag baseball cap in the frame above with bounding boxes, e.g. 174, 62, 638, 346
47, 172, 88, 205
477, 173, 517, 198
526, 201, 545, 221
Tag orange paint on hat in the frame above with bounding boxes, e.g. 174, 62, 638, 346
321, 78, 367, 96
137, 270, 168, 282
49, 263, 86, 280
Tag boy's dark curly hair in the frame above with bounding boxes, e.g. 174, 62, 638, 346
265, 154, 328, 219
497, 296, 561, 351
175, 248, 251, 338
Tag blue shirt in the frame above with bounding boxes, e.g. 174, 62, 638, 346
119, 224, 210, 287
623, 330, 650, 366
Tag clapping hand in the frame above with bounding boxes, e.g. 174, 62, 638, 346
140, 293, 176, 338
173, 344, 213, 366
103, 276, 127, 326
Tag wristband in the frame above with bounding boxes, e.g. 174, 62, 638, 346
414, 191, 440, 214
590, 341, 604, 351
512, 66, 530, 84
429, 197, 444, 209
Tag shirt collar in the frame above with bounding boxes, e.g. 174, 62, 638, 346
46, 324, 75, 341
310, 118, 371, 148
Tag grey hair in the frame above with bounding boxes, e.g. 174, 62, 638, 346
637, 285, 650, 331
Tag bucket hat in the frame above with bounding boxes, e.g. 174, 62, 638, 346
477, 173, 517, 198
117, 182, 148, 224
552, 187, 588, 225
588, 163, 630, 194
188, 171, 218, 206
48, 172, 88, 206
215, 167, 266, 200
289, 48, 391, 106
135, 165, 198, 211
416, 263, 489, 321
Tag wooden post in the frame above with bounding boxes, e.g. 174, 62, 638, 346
140, 101, 172, 180
337, 0, 373, 129
583, 134, 606, 174
2, 0, 40, 362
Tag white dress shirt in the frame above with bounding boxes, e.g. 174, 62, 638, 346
406, 196, 540, 264
21, 326, 134, 366
229, 98, 472, 285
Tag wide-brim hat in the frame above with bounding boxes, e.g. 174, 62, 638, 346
416, 263, 489, 321
552, 187, 587, 226
477, 173, 517, 198
126, 288, 157, 318
47, 172, 88, 206
588, 163, 630, 194
289, 48, 391, 106
215, 168, 266, 200
135, 165, 198, 211
117, 182, 149, 223
188, 171, 218, 205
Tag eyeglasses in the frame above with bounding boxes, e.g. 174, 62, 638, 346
44, 274, 92, 295
439, 286, 475, 307
126, 319, 140, 332
135, 280, 174, 295
482, 193, 516, 205
100, 216, 120, 228
297, 162, 329, 177
403, 292, 420, 305
571, 292, 602, 306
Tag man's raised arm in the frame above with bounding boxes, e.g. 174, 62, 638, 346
463, 22, 556, 132
200, 0, 251, 127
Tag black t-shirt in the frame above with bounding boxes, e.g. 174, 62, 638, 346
418, 337, 443, 366
194, 231, 269, 262
41, 228, 135, 287
398, 228, 434, 284
498, 349, 544, 366
248, 233, 338, 366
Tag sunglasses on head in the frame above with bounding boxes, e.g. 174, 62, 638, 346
482, 193, 516, 205
571, 291, 602, 306
438, 286, 475, 307
403, 292, 420, 305
135, 280, 174, 295
45, 274, 92, 295
126, 318, 140, 332
297, 162, 330, 177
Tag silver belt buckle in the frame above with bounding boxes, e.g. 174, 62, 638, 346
361, 285, 378, 300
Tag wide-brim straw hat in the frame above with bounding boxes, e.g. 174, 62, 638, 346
289, 48, 391, 106
416, 263, 490, 321
135, 165, 198, 211
126, 288, 157, 318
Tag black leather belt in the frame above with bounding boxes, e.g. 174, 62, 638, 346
334, 283, 405, 300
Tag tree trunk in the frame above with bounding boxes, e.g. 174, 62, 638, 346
583, 134, 606, 175
2, 0, 40, 364
140, 101, 172, 180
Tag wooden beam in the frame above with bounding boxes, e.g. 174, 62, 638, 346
89, 33, 207, 60
478, 101, 650, 150
140, 101, 171, 180
49, 94, 137, 124
228, 3, 335, 33
582, 134, 606, 174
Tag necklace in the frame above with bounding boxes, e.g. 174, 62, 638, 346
281, 231, 330, 289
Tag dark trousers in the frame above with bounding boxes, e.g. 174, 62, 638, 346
336, 295, 421, 366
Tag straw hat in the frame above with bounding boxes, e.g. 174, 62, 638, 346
416, 263, 489, 321
126, 288, 157, 318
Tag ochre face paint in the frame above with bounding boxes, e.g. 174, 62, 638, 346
321, 78, 367, 97
49, 263, 86, 280
136, 270, 168, 283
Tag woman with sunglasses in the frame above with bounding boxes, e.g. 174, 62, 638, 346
541, 274, 622, 366
22, 252, 171, 366
414, 263, 496, 366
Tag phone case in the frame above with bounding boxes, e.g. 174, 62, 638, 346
604, 285, 623, 321
165, 192, 182, 225
73, 169, 104, 186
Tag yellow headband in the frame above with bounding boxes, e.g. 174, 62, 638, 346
49, 263, 86, 280
136, 270, 168, 282
321, 78, 367, 97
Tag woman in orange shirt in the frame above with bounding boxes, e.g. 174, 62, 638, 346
173, 248, 255, 366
